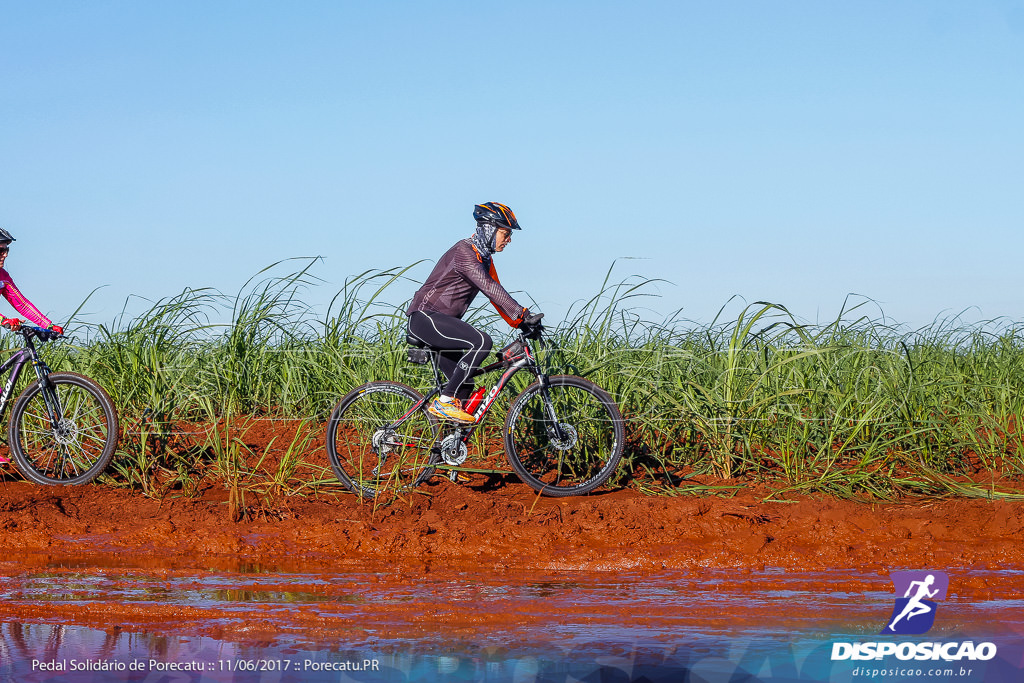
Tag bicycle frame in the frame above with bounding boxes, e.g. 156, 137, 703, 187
327, 325, 624, 497
403, 332, 561, 450
0, 332, 57, 426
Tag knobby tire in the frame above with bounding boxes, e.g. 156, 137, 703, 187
8, 372, 120, 485
504, 375, 624, 497
326, 381, 440, 500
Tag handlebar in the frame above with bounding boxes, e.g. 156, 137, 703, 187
18, 326, 64, 343
519, 312, 545, 340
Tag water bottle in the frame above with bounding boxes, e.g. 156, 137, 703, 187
464, 386, 486, 415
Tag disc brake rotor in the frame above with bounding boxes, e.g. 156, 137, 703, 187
547, 423, 578, 451
52, 419, 79, 447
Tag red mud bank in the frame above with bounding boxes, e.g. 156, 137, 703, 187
3, 476, 1024, 650
1, 477, 1023, 573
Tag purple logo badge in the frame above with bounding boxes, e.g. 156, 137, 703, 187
881, 570, 949, 635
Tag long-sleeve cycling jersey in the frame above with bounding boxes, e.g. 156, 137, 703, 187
407, 239, 527, 326
0, 269, 52, 328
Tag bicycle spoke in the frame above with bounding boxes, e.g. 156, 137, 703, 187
505, 376, 623, 496
10, 373, 119, 485
326, 382, 439, 500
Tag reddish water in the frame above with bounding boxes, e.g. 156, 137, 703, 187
2, 560, 1024, 682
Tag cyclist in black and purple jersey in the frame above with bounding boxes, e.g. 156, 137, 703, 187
407, 202, 543, 424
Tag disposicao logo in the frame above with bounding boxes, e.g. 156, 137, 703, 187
831, 569, 998, 663
882, 570, 948, 635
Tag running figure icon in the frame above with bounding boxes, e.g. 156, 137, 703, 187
886, 574, 939, 632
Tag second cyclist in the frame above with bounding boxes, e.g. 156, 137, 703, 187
406, 202, 542, 424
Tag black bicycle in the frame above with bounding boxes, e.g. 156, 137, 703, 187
325, 325, 624, 499
1, 326, 119, 485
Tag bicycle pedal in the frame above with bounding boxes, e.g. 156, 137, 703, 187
448, 470, 471, 484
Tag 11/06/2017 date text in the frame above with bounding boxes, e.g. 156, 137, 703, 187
30, 658, 381, 673
220, 658, 381, 672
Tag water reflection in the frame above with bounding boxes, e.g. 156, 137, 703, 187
3, 621, 1022, 683
1, 567, 1024, 681
0, 621, 818, 683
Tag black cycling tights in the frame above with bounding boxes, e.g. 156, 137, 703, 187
407, 311, 493, 400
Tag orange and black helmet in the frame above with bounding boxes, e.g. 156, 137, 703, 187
473, 202, 521, 231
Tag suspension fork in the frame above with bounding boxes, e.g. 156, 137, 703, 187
534, 372, 568, 442
30, 354, 61, 428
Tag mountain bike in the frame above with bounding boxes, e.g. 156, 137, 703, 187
0, 326, 119, 485
325, 326, 624, 499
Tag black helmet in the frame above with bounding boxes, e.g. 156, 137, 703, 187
473, 202, 521, 231
0, 228, 14, 243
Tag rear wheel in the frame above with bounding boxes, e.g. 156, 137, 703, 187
325, 381, 440, 499
8, 372, 119, 485
504, 375, 624, 496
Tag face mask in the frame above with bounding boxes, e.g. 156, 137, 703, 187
472, 222, 499, 255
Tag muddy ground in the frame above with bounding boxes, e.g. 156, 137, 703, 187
1, 474, 1022, 574
1, 417, 1023, 651
3, 411, 1024, 573
2, 414, 1023, 573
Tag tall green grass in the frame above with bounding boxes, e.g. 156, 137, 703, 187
26, 260, 1024, 501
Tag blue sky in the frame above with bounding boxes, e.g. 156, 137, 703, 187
2, 1, 1023, 331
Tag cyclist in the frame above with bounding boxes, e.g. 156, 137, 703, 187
407, 202, 543, 424
0, 228, 62, 464
0, 229, 62, 335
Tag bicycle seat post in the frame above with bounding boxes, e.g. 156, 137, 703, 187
405, 331, 444, 401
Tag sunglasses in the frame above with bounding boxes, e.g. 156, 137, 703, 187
0, 246, 9, 255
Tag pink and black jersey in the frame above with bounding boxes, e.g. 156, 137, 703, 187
407, 239, 527, 327
0, 268, 52, 328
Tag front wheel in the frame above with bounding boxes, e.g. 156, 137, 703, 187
325, 381, 440, 500
504, 375, 624, 496
8, 372, 120, 485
